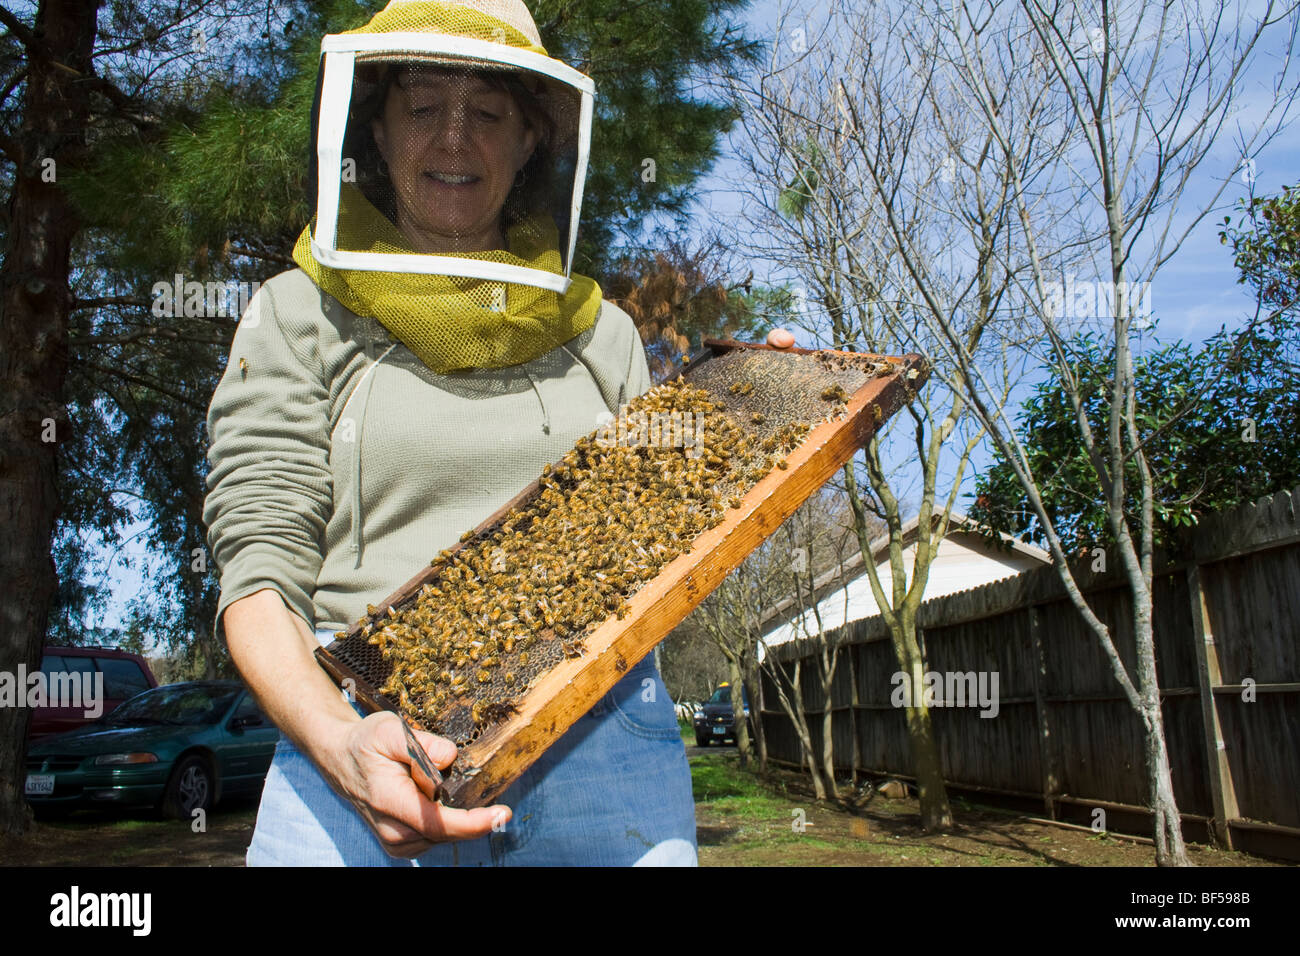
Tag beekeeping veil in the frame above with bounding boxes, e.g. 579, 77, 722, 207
293, 0, 600, 373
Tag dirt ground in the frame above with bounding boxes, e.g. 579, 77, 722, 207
0, 747, 1285, 867
688, 745, 1282, 867
0, 796, 261, 866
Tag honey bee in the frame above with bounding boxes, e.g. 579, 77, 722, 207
821, 384, 846, 401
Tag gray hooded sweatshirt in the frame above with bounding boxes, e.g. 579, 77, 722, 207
203, 267, 651, 643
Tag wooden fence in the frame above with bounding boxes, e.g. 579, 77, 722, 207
759, 485, 1300, 859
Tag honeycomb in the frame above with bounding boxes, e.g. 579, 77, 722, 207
329, 347, 894, 749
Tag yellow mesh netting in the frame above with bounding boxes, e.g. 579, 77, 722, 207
342, 0, 548, 55
296, 0, 602, 373
292, 185, 601, 373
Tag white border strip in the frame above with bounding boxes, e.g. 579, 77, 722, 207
321, 32, 595, 94
308, 239, 573, 293
314, 49, 356, 258
568, 88, 593, 276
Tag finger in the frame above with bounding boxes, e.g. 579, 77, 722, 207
363, 748, 512, 842
412, 728, 457, 769
367, 809, 435, 847
360, 714, 512, 842
413, 802, 513, 843
369, 820, 436, 859
374, 789, 510, 845
767, 328, 796, 349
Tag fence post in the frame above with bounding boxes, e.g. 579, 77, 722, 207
1187, 564, 1239, 850
1028, 604, 1060, 818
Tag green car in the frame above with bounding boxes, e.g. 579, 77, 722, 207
25, 680, 280, 819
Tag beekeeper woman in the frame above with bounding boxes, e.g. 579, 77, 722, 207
203, 0, 697, 866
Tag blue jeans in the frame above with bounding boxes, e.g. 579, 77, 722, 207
245, 629, 698, 866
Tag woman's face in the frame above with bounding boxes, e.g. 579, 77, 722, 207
371, 68, 539, 254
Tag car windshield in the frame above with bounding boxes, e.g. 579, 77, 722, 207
707, 685, 750, 706
102, 685, 240, 727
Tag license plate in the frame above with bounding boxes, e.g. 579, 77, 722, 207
713, 726, 727, 735
25, 774, 54, 796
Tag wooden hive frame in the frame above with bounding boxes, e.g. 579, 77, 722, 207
315, 339, 929, 807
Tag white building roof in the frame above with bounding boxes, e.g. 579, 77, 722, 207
759, 513, 1050, 648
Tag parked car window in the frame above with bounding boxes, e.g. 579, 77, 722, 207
104, 685, 241, 727
96, 658, 152, 699
40, 655, 95, 678
231, 694, 265, 723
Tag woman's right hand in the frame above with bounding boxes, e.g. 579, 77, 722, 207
222, 588, 508, 859
315, 709, 511, 858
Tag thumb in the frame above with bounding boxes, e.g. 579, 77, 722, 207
412, 728, 458, 769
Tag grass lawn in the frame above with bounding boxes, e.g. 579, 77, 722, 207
685, 732, 1279, 867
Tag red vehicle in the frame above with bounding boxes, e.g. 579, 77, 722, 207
26, 647, 159, 741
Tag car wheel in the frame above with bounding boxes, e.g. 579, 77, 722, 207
695, 734, 710, 747
162, 755, 214, 820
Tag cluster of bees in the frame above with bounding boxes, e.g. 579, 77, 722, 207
339, 351, 890, 745
815, 351, 896, 377
354, 376, 814, 742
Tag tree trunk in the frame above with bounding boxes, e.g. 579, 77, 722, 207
727, 653, 748, 768
1132, 607, 1190, 865
0, 0, 102, 835
820, 654, 839, 800
749, 660, 768, 772
770, 659, 826, 800
895, 620, 952, 832
821, 696, 838, 800
1144, 699, 1189, 865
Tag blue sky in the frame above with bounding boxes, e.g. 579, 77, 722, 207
92, 0, 1299, 639
685, 0, 1299, 510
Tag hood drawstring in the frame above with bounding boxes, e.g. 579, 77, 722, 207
345, 339, 398, 568
524, 343, 612, 435
522, 367, 551, 434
